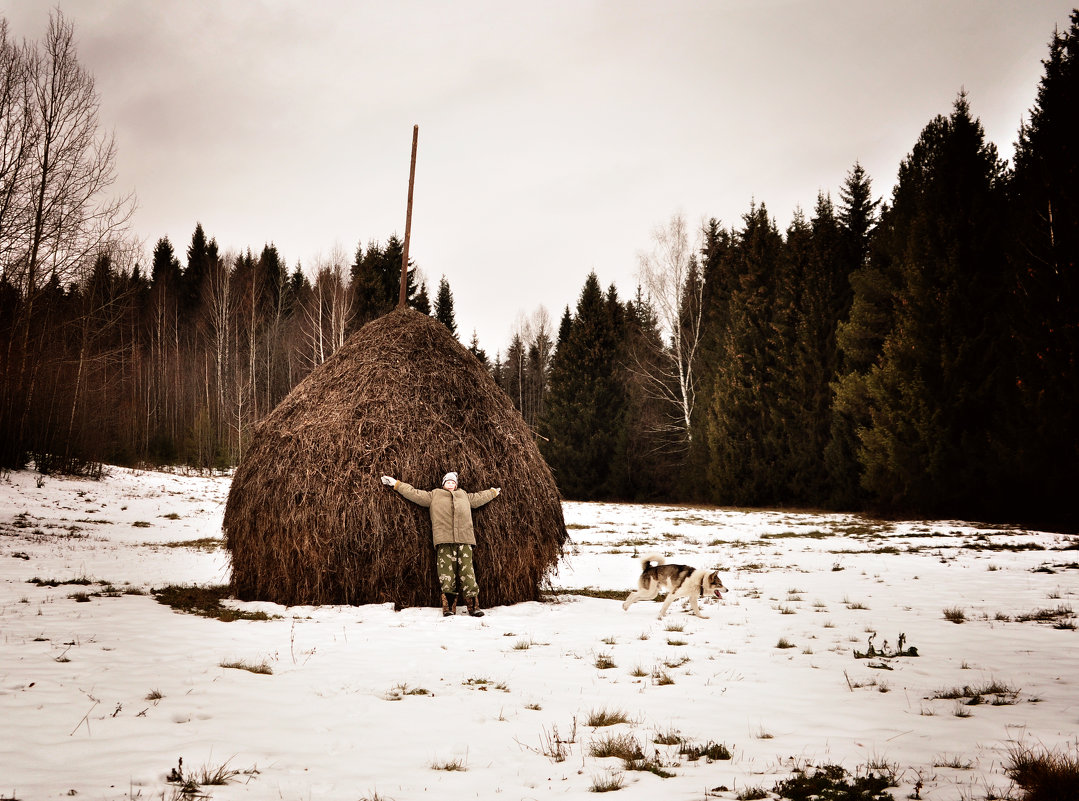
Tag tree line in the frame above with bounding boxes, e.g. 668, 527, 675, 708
1, 10, 1076, 528
538, 13, 1077, 527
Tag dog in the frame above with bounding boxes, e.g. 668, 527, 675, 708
622, 554, 726, 618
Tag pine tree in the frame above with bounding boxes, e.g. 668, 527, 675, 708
539, 273, 628, 499
434, 275, 458, 338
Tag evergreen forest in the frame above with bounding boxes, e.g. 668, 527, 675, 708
2, 11, 1076, 528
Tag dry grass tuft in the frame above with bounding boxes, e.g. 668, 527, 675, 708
1006, 745, 1079, 800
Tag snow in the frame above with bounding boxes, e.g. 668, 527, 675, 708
1, 466, 1076, 800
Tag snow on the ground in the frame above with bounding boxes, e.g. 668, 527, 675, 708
1, 466, 1076, 800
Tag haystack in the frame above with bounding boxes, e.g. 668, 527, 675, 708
223, 307, 567, 608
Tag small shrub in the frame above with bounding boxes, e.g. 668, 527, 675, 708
30, 576, 93, 587
648, 667, 673, 685
943, 606, 967, 624
146, 689, 164, 701
930, 680, 1020, 706
430, 757, 467, 771
776, 637, 796, 649
463, 676, 506, 691
625, 755, 675, 778
737, 788, 770, 800
653, 728, 681, 746
594, 653, 617, 669
933, 754, 974, 769
1016, 604, 1074, 624
773, 763, 896, 800
678, 740, 731, 762
662, 654, 690, 668
383, 683, 430, 700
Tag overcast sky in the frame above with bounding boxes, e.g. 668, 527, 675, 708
4, 1, 1074, 353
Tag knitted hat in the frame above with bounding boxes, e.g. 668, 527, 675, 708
442, 472, 458, 486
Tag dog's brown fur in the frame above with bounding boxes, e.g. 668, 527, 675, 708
622, 554, 726, 618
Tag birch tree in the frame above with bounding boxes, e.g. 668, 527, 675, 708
634, 212, 704, 447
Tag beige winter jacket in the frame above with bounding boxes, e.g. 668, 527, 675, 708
392, 481, 500, 545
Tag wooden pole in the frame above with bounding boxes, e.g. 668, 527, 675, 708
398, 125, 418, 308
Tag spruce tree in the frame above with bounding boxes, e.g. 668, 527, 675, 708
183, 223, 212, 316
259, 244, 284, 314
434, 275, 458, 338
151, 237, 182, 289
467, 330, 489, 369
349, 236, 420, 329
622, 286, 681, 499
413, 281, 431, 315
827, 164, 881, 508
539, 273, 628, 500
1008, 11, 1079, 524
706, 203, 789, 506
860, 95, 1010, 515
686, 219, 734, 499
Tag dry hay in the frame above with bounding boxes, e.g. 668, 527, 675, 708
223, 307, 567, 608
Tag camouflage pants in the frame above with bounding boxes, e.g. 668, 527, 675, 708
435, 543, 479, 597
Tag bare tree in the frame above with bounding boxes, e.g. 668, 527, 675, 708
20, 11, 135, 302
301, 246, 353, 368
0, 19, 33, 272
634, 212, 704, 446
505, 306, 553, 428
0, 11, 135, 468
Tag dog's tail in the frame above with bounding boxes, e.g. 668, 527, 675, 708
639, 553, 665, 570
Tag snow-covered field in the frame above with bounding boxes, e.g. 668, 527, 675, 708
1, 466, 1076, 800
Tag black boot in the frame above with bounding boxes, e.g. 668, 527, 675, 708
465, 595, 484, 617
441, 593, 457, 617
